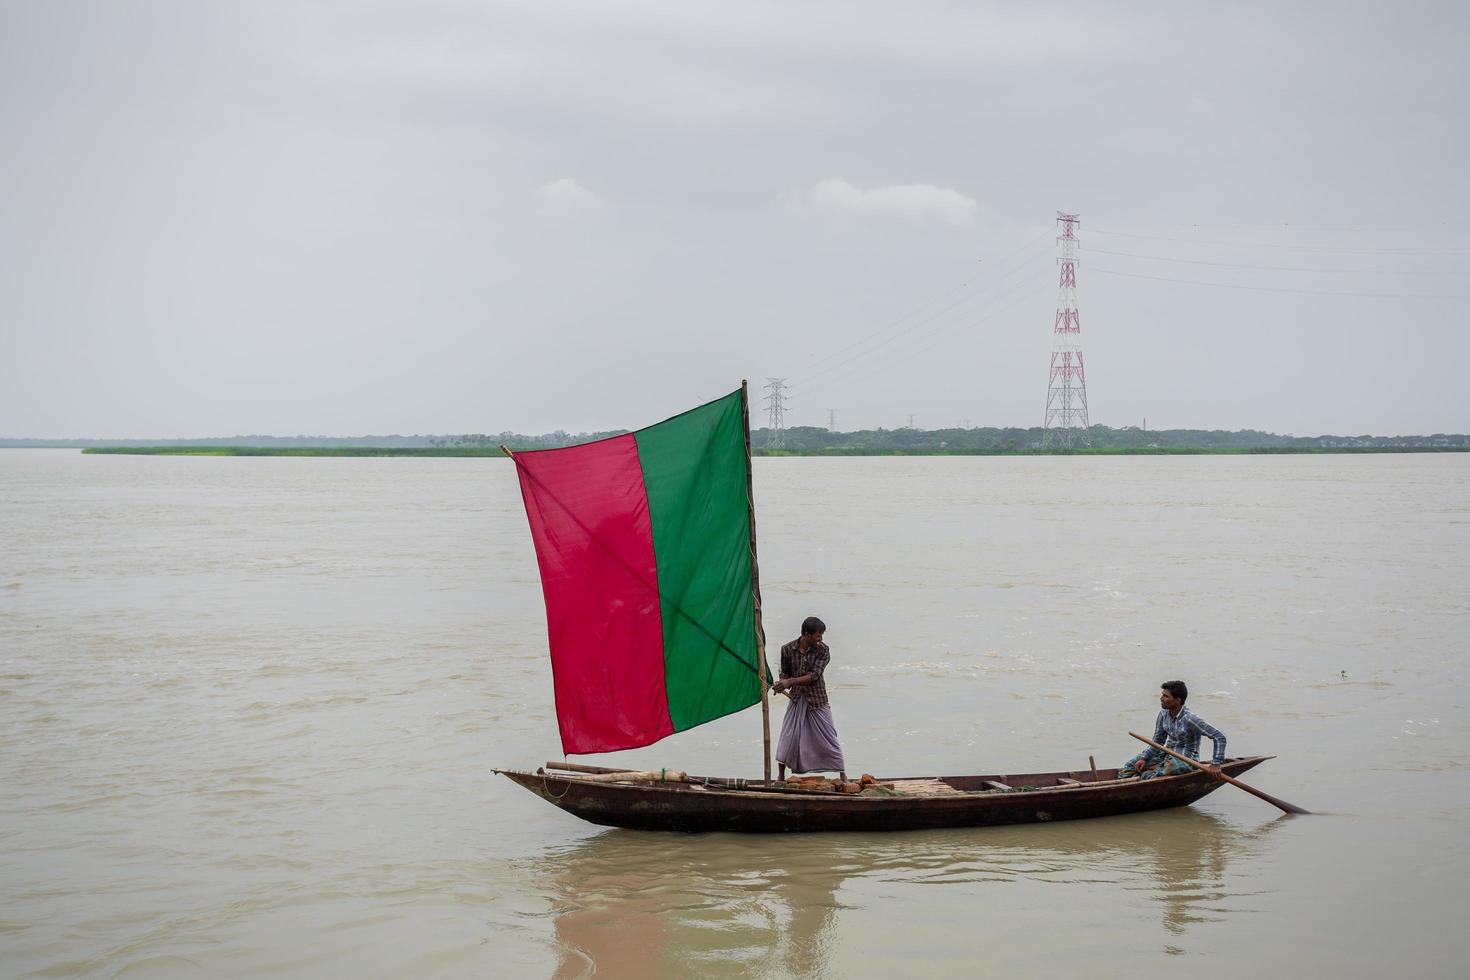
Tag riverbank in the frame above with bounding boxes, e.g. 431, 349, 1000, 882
74, 445, 1470, 457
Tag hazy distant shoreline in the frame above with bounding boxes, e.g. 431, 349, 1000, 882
55, 444, 1470, 457
6, 422, 1469, 457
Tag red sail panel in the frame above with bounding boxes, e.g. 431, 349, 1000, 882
512, 433, 674, 754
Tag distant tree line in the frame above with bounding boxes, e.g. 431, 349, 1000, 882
1, 432, 628, 450
1, 434, 442, 448
8, 424, 1468, 453
428, 430, 627, 450
745, 424, 1470, 454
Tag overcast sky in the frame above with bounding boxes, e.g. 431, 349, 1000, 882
2, 1, 1467, 437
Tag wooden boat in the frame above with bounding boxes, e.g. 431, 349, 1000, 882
498, 388, 1296, 831
496, 756, 1272, 834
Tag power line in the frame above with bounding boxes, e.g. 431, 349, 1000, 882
1091, 227, 1470, 255
800, 246, 1053, 388
834, 228, 1052, 346
1089, 266, 1470, 300
1093, 220, 1460, 232
799, 275, 1052, 398
801, 239, 1051, 385
798, 231, 1054, 386
1084, 246, 1465, 276
802, 283, 1051, 398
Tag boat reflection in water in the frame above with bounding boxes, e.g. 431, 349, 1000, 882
538, 829, 848, 980
531, 808, 1288, 978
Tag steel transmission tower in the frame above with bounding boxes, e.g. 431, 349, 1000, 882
763, 378, 789, 448
1042, 212, 1090, 448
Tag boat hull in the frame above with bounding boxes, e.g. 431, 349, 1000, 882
495, 757, 1270, 833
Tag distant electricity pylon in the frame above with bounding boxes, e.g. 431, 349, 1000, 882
1043, 211, 1090, 448
906, 414, 917, 429
827, 409, 836, 433
764, 378, 789, 448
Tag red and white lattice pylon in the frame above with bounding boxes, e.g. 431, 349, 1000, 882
1042, 212, 1090, 448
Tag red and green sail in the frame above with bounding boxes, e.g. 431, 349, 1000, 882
510, 389, 765, 755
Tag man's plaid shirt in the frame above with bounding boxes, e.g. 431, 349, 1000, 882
1144, 706, 1227, 766
780, 639, 831, 709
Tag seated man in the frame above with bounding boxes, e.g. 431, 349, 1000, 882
1120, 679, 1225, 779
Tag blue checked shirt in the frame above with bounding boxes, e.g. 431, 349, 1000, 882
1145, 706, 1227, 767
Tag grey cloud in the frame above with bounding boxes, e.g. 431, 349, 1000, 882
784, 179, 979, 228
1, 1, 1467, 437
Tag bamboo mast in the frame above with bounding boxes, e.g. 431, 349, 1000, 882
741, 380, 774, 785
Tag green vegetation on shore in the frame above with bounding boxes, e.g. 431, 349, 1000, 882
8, 421, 1462, 457
755, 445, 1470, 457
80, 446, 507, 457
75, 444, 1470, 458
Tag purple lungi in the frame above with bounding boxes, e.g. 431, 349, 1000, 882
775, 696, 845, 774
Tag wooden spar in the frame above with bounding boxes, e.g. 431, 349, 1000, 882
1089, 755, 1099, 783
545, 760, 634, 775
542, 761, 836, 795
741, 380, 773, 785
1128, 732, 1310, 814
567, 769, 690, 783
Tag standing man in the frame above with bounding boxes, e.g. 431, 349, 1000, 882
1120, 680, 1226, 779
774, 616, 847, 782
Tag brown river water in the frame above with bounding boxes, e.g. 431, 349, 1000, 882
1, 449, 1466, 978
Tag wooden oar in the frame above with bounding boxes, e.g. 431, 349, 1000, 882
1129, 732, 1310, 815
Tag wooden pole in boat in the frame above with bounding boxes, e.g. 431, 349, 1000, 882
1128, 732, 1310, 815
1089, 755, 1099, 782
741, 380, 774, 786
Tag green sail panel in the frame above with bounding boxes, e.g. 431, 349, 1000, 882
633, 390, 763, 731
